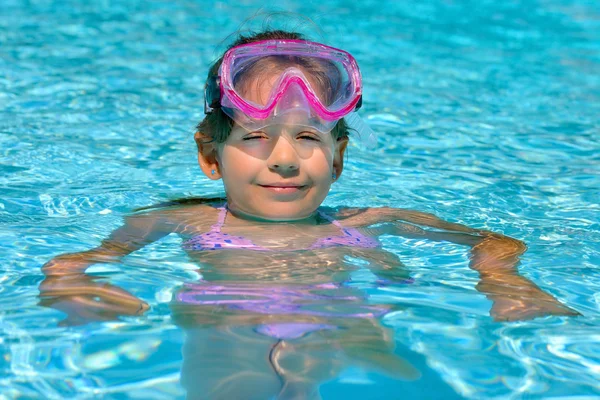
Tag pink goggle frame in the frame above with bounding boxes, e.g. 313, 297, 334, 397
205, 39, 363, 132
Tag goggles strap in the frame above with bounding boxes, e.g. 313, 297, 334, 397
355, 96, 362, 111
204, 75, 221, 114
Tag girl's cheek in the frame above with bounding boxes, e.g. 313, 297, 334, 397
238, 141, 275, 159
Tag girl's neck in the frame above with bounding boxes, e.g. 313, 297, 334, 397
225, 203, 320, 225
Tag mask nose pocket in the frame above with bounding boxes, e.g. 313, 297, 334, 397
269, 79, 335, 133
273, 80, 312, 118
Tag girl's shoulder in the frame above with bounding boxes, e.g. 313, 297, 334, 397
330, 206, 482, 235
324, 206, 397, 228
130, 197, 225, 231
133, 196, 225, 213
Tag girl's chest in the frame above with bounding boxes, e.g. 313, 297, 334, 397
188, 247, 355, 283
181, 220, 352, 251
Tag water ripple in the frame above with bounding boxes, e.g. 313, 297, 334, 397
1, 0, 599, 398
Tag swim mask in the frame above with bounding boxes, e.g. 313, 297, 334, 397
204, 39, 373, 141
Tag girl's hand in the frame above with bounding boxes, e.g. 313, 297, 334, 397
42, 253, 95, 276
469, 235, 581, 321
42, 249, 122, 276
476, 276, 581, 322
489, 296, 581, 322
39, 273, 149, 326
470, 234, 527, 272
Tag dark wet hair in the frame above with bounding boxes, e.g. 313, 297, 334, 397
195, 30, 350, 145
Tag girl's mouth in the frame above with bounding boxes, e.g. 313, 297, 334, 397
259, 184, 307, 194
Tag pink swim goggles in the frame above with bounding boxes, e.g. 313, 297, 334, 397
205, 39, 364, 133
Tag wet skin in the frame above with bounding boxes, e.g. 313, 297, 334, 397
41, 202, 579, 322
40, 203, 580, 398
40, 93, 579, 397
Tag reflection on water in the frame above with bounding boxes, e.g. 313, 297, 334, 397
3, 0, 599, 397
173, 282, 419, 399
39, 247, 424, 399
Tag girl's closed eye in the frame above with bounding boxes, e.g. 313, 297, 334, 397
297, 132, 321, 142
242, 132, 268, 141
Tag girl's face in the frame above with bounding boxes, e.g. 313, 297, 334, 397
198, 69, 348, 221
215, 122, 345, 221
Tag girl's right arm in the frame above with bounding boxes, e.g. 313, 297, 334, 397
39, 211, 172, 323
40, 204, 217, 324
42, 211, 172, 276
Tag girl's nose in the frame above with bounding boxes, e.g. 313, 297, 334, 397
267, 136, 300, 173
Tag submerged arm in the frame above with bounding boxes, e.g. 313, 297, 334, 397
40, 204, 219, 325
42, 212, 171, 276
466, 232, 580, 320
40, 211, 174, 324
361, 209, 579, 321
339, 207, 482, 235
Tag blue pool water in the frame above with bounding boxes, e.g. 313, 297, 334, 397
1, 0, 599, 398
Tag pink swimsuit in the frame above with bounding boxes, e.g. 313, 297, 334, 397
182, 204, 379, 252
178, 205, 407, 340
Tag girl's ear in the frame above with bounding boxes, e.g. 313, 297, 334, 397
332, 136, 349, 181
194, 132, 221, 180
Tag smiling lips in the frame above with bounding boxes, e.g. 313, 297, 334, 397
259, 183, 307, 194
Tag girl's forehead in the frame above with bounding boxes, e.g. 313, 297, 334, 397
240, 74, 281, 105
237, 67, 324, 106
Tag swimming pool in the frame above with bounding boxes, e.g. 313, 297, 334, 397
1, 0, 599, 398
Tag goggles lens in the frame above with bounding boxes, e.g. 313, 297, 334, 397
215, 40, 363, 132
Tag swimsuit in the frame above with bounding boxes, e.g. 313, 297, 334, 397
178, 205, 408, 340
176, 282, 389, 340
182, 204, 379, 252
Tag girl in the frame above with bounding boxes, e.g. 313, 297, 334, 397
41, 30, 578, 399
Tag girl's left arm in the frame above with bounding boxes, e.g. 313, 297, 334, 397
466, 232, 580, 321
354, 208, 580, 321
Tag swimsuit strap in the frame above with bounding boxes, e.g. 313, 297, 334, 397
317, 210, 348, 231
209, 203, 228, 233
310, 210, 379, 249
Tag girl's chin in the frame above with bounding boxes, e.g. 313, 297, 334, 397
228, 203, 318, 222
